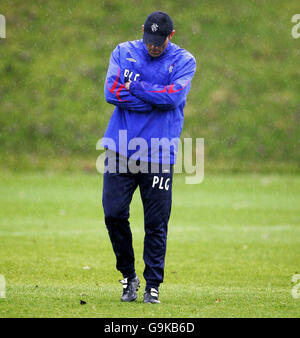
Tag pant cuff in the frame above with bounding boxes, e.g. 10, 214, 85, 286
123, 271, 137, 280
145, 283, 159, 291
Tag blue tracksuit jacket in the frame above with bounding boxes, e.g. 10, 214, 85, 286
103, 39, 196, 164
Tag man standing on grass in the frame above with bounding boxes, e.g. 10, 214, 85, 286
102, 11, 196, 303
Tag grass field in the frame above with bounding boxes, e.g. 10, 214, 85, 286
0, 172, 300, 318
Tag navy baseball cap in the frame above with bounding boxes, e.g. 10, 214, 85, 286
143, 11, 173, 47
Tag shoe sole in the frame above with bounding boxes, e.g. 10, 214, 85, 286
121, 297, 137, 302
144, 300, 160, 304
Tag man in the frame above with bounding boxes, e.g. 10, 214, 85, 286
102, 11, 196, 303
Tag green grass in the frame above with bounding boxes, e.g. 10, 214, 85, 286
0, 172, 300, 317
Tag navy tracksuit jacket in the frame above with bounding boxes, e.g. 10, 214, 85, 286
102, 39, 196, 289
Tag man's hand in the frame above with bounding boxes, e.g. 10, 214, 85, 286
125, 82, 131, 90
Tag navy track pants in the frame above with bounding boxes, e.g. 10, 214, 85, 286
102, 153, 173, 289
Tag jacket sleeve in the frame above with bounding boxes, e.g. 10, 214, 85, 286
104, 46, 153, 112
129, 57, 196, 110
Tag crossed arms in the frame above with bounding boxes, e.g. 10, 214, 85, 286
104, 45, 196, 112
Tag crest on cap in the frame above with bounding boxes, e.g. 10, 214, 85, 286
151, 23, 159, 32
